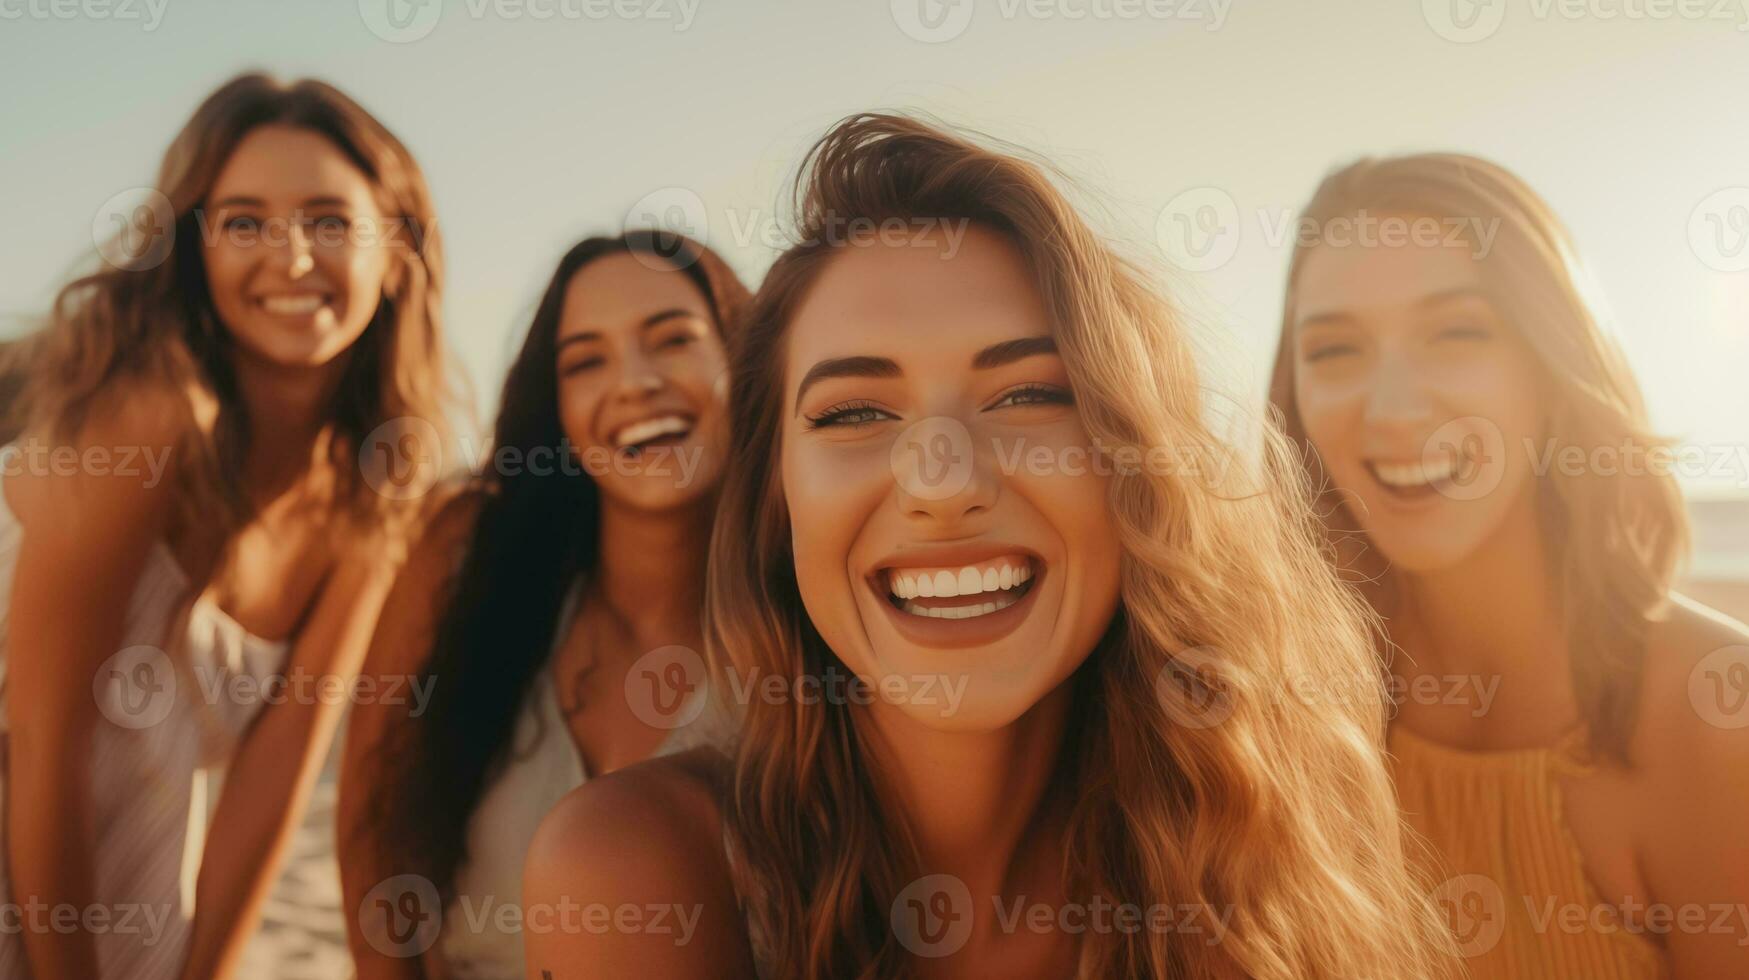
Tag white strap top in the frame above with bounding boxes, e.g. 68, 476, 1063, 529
434, 581, 735, 980
0, 463, 292, 980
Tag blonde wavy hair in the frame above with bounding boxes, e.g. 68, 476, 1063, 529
2, 72, 457, 549
1266, 153, 1690, 765
707, 113, 1456, 979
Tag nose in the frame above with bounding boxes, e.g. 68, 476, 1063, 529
893, 418, 1000, 526
268, 220, 316, 279
1361, 355, 1435, 436
610, 346, 665, 402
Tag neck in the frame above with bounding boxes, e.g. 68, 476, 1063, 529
1396, 486, 1566, 679
859, 681, 1073, 895
592, 495, 714, 644
229, 346, 348, 490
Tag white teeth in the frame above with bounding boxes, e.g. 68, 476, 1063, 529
886, 558, 1034, 604
613, 415, 691, 449
260, 294, 325, 315
1373, 457, 1456, 488
930, 570, 954, 597
899, 592, 1020, 619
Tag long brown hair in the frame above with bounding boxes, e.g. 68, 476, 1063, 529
4, 71, 456, 544
709, 113, 1454, 979
370, 231, 748, 907
1266, 153, 1690, 764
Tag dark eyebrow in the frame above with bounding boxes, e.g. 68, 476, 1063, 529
206, 194, 354, 210
640, 308, 707, 330
793, 356, 901, 409
972, 336, 1057, 369
555, 309, 709, 350
791, 336, 1060, 414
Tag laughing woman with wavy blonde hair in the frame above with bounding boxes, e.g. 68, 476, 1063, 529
1269, 153, 1749, 978
522, 114, 1457, 980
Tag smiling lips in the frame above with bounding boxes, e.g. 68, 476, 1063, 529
886, 555, 1036, 620
257, 293, 329, 316
610, 414, 694, 454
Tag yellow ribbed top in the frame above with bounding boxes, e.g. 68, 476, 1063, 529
1388, 723, 1669, 980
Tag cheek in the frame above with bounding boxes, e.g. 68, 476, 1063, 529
781, 440, 887, 636
557, 379, 604, 449
331, 246, 390, 307
1294, 373, 1361, 461
201, 245, 250, 305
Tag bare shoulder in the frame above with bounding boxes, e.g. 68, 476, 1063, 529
1633, 592, 1749, 778
527, 747, 731, 885
522, 748, 755, 979
4, 376, 190, 543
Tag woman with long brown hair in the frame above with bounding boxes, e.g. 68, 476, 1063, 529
1269, 153, 1749, 977
522, 114, 1455, 979
338, 230, 749, 980
0, 73, 457, 979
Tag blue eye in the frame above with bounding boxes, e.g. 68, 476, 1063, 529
805, 400, 893, 429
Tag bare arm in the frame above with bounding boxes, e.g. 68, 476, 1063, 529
175, 539, 407, 980
4, 408, 179, 979
336, 490, 481, 980
1639, 598, 1749, 977
521, 757, 757, 980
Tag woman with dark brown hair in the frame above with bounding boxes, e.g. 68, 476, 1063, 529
338, 230, 749, 980
0, 73, 458, 979
1269, 153, 1749, 978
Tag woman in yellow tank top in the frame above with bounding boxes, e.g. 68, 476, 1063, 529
1267, 154, 1749, 979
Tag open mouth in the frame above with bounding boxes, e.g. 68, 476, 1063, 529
610, 413, 694, 458
256, 293, 332, 317
880, 554, 1039, 620
1365, 451, 1473, 500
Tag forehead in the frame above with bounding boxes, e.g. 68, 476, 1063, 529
1293, 235, 1484, 322
209, 124, 380, 211
785, 224, 1050, 370
559, 252, 711, 337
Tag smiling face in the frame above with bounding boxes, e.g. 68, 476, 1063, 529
780, 225, 1122, 732
1290, 223, 1546, 573
201, 124, 395, 370
555, 251, 730, 514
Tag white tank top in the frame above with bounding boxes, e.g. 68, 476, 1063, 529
0, 465, 292, 980
433, 580, 735, 980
